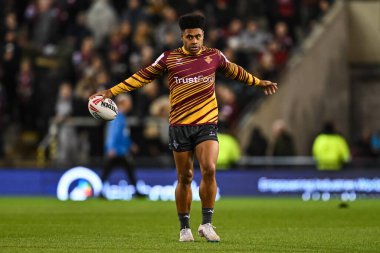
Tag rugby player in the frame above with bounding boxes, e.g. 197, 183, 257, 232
91, 13, 278, 242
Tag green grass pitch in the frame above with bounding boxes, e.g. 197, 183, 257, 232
0, 197, 379, 252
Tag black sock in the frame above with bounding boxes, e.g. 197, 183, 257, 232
178, 213, 190, 230
202, 208, 214, 224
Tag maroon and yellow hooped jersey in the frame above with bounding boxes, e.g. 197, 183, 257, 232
110, 47, 260, 126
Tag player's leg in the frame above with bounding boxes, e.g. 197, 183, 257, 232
173, 150, 195, 241
121, 156, 145, 197
195, 140, 218, 215
195, 140, 221, 242
100, 156, 119, 198
101, 156, 117, 183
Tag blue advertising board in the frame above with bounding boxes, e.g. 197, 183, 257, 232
0, 167, 379, 201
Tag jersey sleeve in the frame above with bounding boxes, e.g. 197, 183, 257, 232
110, 52, 167, 96
217, 50, 261, 86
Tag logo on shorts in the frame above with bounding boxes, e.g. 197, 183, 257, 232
173, 140, 179, 149
209, 131, 216, 136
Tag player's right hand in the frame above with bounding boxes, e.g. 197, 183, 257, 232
89, 89, 114, 100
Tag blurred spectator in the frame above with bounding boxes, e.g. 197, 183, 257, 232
66, 11, 92, 49
25, 0, 61, 49
107, 48, 128, 83
258, 52, 279, 81
351, 129, 375, 158
135, 80, 160, 118
72, 36, 97, 78
204, 28, 226, 49
54, 82, 78, 165
236, 0, 265, 19
213, 0, 236, 29
216, 84, 240, 129
226, 19, 244, 52
101, 93, 143, 196
122, 0, 148, 28
4, 12, 19, 35
86, 0, 118, 48
167, 0, 206, 16
271, 119, 296, 156
266, 40, 289, 70
264, 0, 301, 43
154, 7, 181, 51
0, 84, 5, 158
0, 0, 334, 163
95, 70, 112, 90
239, 19, 271, 54
246, 127, 268, 156
312, 121, 350, 170
1, 30, 21, 120
74, 72, 97, 107
217, 131, 241, 170
16, 58, 35, 129
370, 130, 380, 157
149, 95, 170, 145
132, 21, 154, 50
273, 21, 293, 51
145, 0, 168, 24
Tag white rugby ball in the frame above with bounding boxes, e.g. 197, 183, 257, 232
88, 95, 118, 121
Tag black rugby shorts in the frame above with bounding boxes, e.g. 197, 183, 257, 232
169, 124, 218, 152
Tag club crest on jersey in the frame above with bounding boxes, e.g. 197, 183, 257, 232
204, 56, 213, 64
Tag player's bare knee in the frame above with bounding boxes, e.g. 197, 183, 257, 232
201, 166, 216, 181
178, 170, 193, 185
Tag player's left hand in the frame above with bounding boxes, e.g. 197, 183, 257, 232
257, 80, 278, 95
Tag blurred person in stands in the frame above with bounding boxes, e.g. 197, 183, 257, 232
72, 36, 97, 78
16, 59, 35, 130
86, 0, 118, 48
54, 82, 78, 165
122, 0, 148, 28
351, 129, 375, 158
101, 94, 143, 197
134, 80, 160, 118
370, 130, 380, 157
239, 19, 271, 55
216, 84, 240, 130
258, 51, 279, 81
271, 119, 295, 156
1, 30, 20, 120
66, 11, 92, 49
24, 0, 61, 49
312, 121, 350, 170
246, 126, 268, 156
154, 7, 181, 51
0, 84, 5, 158
217, 130, 241, 170
139, 95, 170, 156
91, 13, 278, 242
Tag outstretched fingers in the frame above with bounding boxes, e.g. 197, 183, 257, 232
263, 82, 278, 96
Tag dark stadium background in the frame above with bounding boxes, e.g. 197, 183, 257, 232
0, 0, 379, 198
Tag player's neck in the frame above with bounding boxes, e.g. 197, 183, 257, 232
181, 46, 203, 55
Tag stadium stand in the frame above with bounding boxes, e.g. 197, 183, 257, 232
0, 0, 338, 167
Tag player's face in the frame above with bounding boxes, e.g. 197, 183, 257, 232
181, 28, 204, 55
